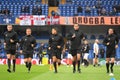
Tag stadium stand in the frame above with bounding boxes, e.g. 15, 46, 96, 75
59, 0, 120, 16
0, 0, 119, 16
0, 0, 48, 16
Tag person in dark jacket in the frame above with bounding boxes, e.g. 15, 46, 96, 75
67, 24, 85, 73
37, 43, 44, 65
20, 28, 36, 73
103, 28, 119, 76
4, 24, 18, 73
48, 28, 64, 73
81, 40, 90, 67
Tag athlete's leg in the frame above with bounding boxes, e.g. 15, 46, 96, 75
106, 58, 110, 73
110, 58, 115, 73
77, 53, 81, 73
28, 57, 32, 73
72, 55, 77, 73
11, 55, 16, 72
52, 56, 57, 73
7, 54, 11, 73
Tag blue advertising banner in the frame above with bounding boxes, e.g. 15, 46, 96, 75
0, 16, 15, 24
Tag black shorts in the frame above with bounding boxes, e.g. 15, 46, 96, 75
51, 49, 61, 60
106, 49, 116, 58
6, 50, 16, 55
48, 53, 52, 59
24, 53, 33, 58
94, 53, 98, 58
70, 49, 81, 57
48, 50, 52, 59
23, 51, 33, 58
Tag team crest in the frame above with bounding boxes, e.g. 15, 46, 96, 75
6, 34, 8, 37
52, 37, 54, 40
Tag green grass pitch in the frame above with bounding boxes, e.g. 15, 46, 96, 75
0, 65, 119, 80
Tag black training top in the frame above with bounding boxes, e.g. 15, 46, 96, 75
20, 35, 36, 52
67, 29, 84, 50
103, 34, 119, 49
4, 30, 18, 50
49, 34, 64, 50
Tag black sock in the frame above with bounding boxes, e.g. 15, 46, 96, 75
25, 62, 28, 67
77, 60, 80, 70
106, 63, 109, 73
110, 63, 114, 73
72, 61, 76, 71
86, 60, 89, 66
13, 59, 16, 71
28, 62, 32, 71
84, 59, 88, 66
58, 62, 61, 66
53, 62, 57, 71
7, 59, 11, 70
83, 59, 86, 65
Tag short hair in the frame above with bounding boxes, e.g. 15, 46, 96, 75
95, 39, 99, 42
74, 23, 79, 25
26, 27, 32, 30
7, 24, 12, 27
52, 27, 58, 32
107, 28, 117, 35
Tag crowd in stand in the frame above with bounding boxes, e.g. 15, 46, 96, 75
76, 0, 120, 16
0, 9, 10, 15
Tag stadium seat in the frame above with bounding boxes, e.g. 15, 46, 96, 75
90, 35, 96, 39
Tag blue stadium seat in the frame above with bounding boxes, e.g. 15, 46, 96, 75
98, 35, 104, 39
90, 35, 96, 39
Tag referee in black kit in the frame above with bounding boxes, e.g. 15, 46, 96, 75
103, 28, 119, 76
48, 27, 64, 73
67, 24, 85, 73
20, 28, 36, 73
4, 24, 18, 73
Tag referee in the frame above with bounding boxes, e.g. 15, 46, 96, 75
67, 24, 85, 73
4, 24, 18, 73
103, 28, 119, 76
48, 27, 64, 73
20, 28, 36, 73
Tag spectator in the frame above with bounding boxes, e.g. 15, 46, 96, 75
85, 5, 91, 13
95, 0, 102, 9
99, 47, 105, 58
21, 6, 30, 13
4, 9, 10, 15
37, 43, 44, 65
100, 7, 107, 16
109, 8, 117, 16
77, 6, 82, 13
32, 6, 37, 15
97, 8, 102, 16
0, 10, 4, 15
93, 39, 100, 67
113, 1, 120, 13
26, 6, 30, 13
37, 6, 42, 15
51, 10, 55, 16
21, 6, 25, 13
74, 11, 78, 16
96, 0, 102, 5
